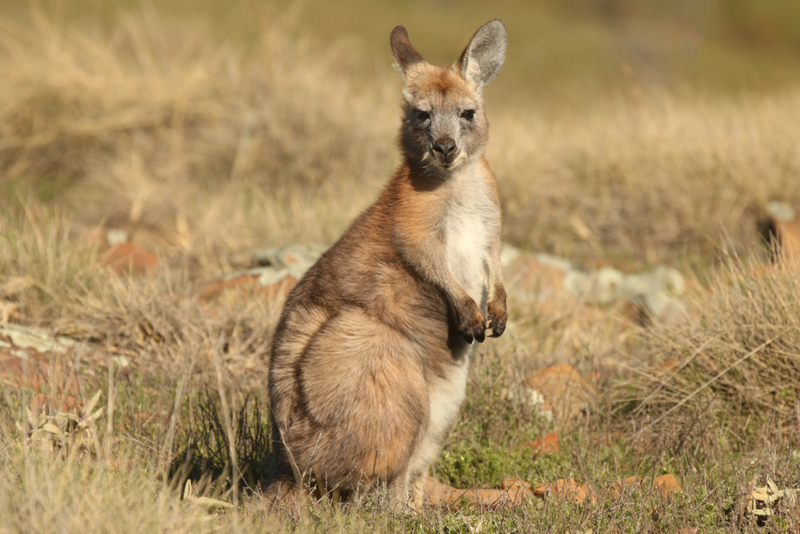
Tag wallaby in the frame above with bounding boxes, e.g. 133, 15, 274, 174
265, 19, 507, 511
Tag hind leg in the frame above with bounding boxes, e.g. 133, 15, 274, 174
283, 306, 431, 492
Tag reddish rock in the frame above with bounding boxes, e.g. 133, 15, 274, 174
28, 392, 82, 414
521, 432, 560, 456
197, 274, 260, 300
100, 243, 159, 275
500, 478, 532, 492
658, 358, 680, 372
533, 478, 597, 503
502, 253, 567, 306
0, 328, 83, 394
424, 476, 530, 509
607, 476, 645, 500
653, 474, 681, 496
0, 354, 48, 390
526, 364, 599, 424
197, 272, 297, 303
257, 275, 297, 300
606, 474, 681, 500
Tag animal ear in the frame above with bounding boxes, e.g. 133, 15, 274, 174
457, 19, 507, 88
390, 25, 425, 79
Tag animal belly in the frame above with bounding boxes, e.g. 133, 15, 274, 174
408, 360, 470, 478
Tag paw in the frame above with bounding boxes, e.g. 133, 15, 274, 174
457, 300, 486, 344
487, 299, 507, 338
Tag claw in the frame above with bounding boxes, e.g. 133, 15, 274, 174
474, 329, 485, 343
488, 318, 505, 337
462, 332, 474, 344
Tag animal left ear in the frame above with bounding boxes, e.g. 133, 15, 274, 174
457, 19, 507, 89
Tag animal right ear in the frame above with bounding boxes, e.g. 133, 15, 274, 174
390, 25, 425, 80
457, 19, 507, 89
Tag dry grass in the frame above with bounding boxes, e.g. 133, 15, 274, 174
3, 12, 800, 274
625, 253, 800, 455
0, 10, 397, 266
3, 7, 800, 533
495, 93, 800, 268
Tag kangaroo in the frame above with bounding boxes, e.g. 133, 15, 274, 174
265, 19, 507, 511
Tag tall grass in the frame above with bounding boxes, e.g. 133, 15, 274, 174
3, 13, 799, 272
623, 253, 800, 455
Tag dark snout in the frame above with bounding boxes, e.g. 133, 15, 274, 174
432, 137, 458, 166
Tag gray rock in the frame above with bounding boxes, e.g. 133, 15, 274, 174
766, 201, 796, 222
0, 323, 77, 355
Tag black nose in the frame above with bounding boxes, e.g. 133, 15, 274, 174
432, 138, 456, 157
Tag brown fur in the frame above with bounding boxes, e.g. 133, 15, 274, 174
265, 20, 508, 512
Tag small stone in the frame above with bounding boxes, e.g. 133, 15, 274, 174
100, 243, 159, 275
197, 270, 296, 303
521, 432, 560, 456
424, 477, 529, 509
502, 252, 568, 304
607, 476, 644, 500
653, 474, 681, 497
500, 478, 532, 492
766, 201, 796, 222
642, 291, 687, 324
252, 244, 325, 274
606, 474, 681, 500
500, 243, 521, 267
28, 393, 82, 414
106, 228, 129, 246
533, 478, 597, 503
525, 365, 598, 424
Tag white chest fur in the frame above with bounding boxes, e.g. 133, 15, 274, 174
444, 164, 497, 313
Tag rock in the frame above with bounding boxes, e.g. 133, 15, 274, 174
0, 324, 83, 394
252, 244, 325, 278
500, 478, 532, 492
100, 243, 159, 275
501, 250, 569, 304
197, 270, 297, 303
423, 476, 530, 509
607, 476, 644, 500
28, 392, 82, 414
627, 291, 687, 326
525, 364, 599, 424
0, 323, 77, 354
533, 478, 597, 503
563, 267, 625, 304
766, 201, 796, 222
606, 474, 681, 500
521, 432, 560, 456
653, 474, 681, 497
106, 228, 129, 246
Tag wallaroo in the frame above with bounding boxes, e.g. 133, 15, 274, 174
265, 19, 508, 512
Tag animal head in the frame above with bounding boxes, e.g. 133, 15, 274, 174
390, 20, 507, 177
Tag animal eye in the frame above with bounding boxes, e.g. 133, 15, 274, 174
415, 110, 430, 122
461, 109, 475, 120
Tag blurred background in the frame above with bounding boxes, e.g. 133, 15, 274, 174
5, 0, 800, 111
2, 0, 800, 273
